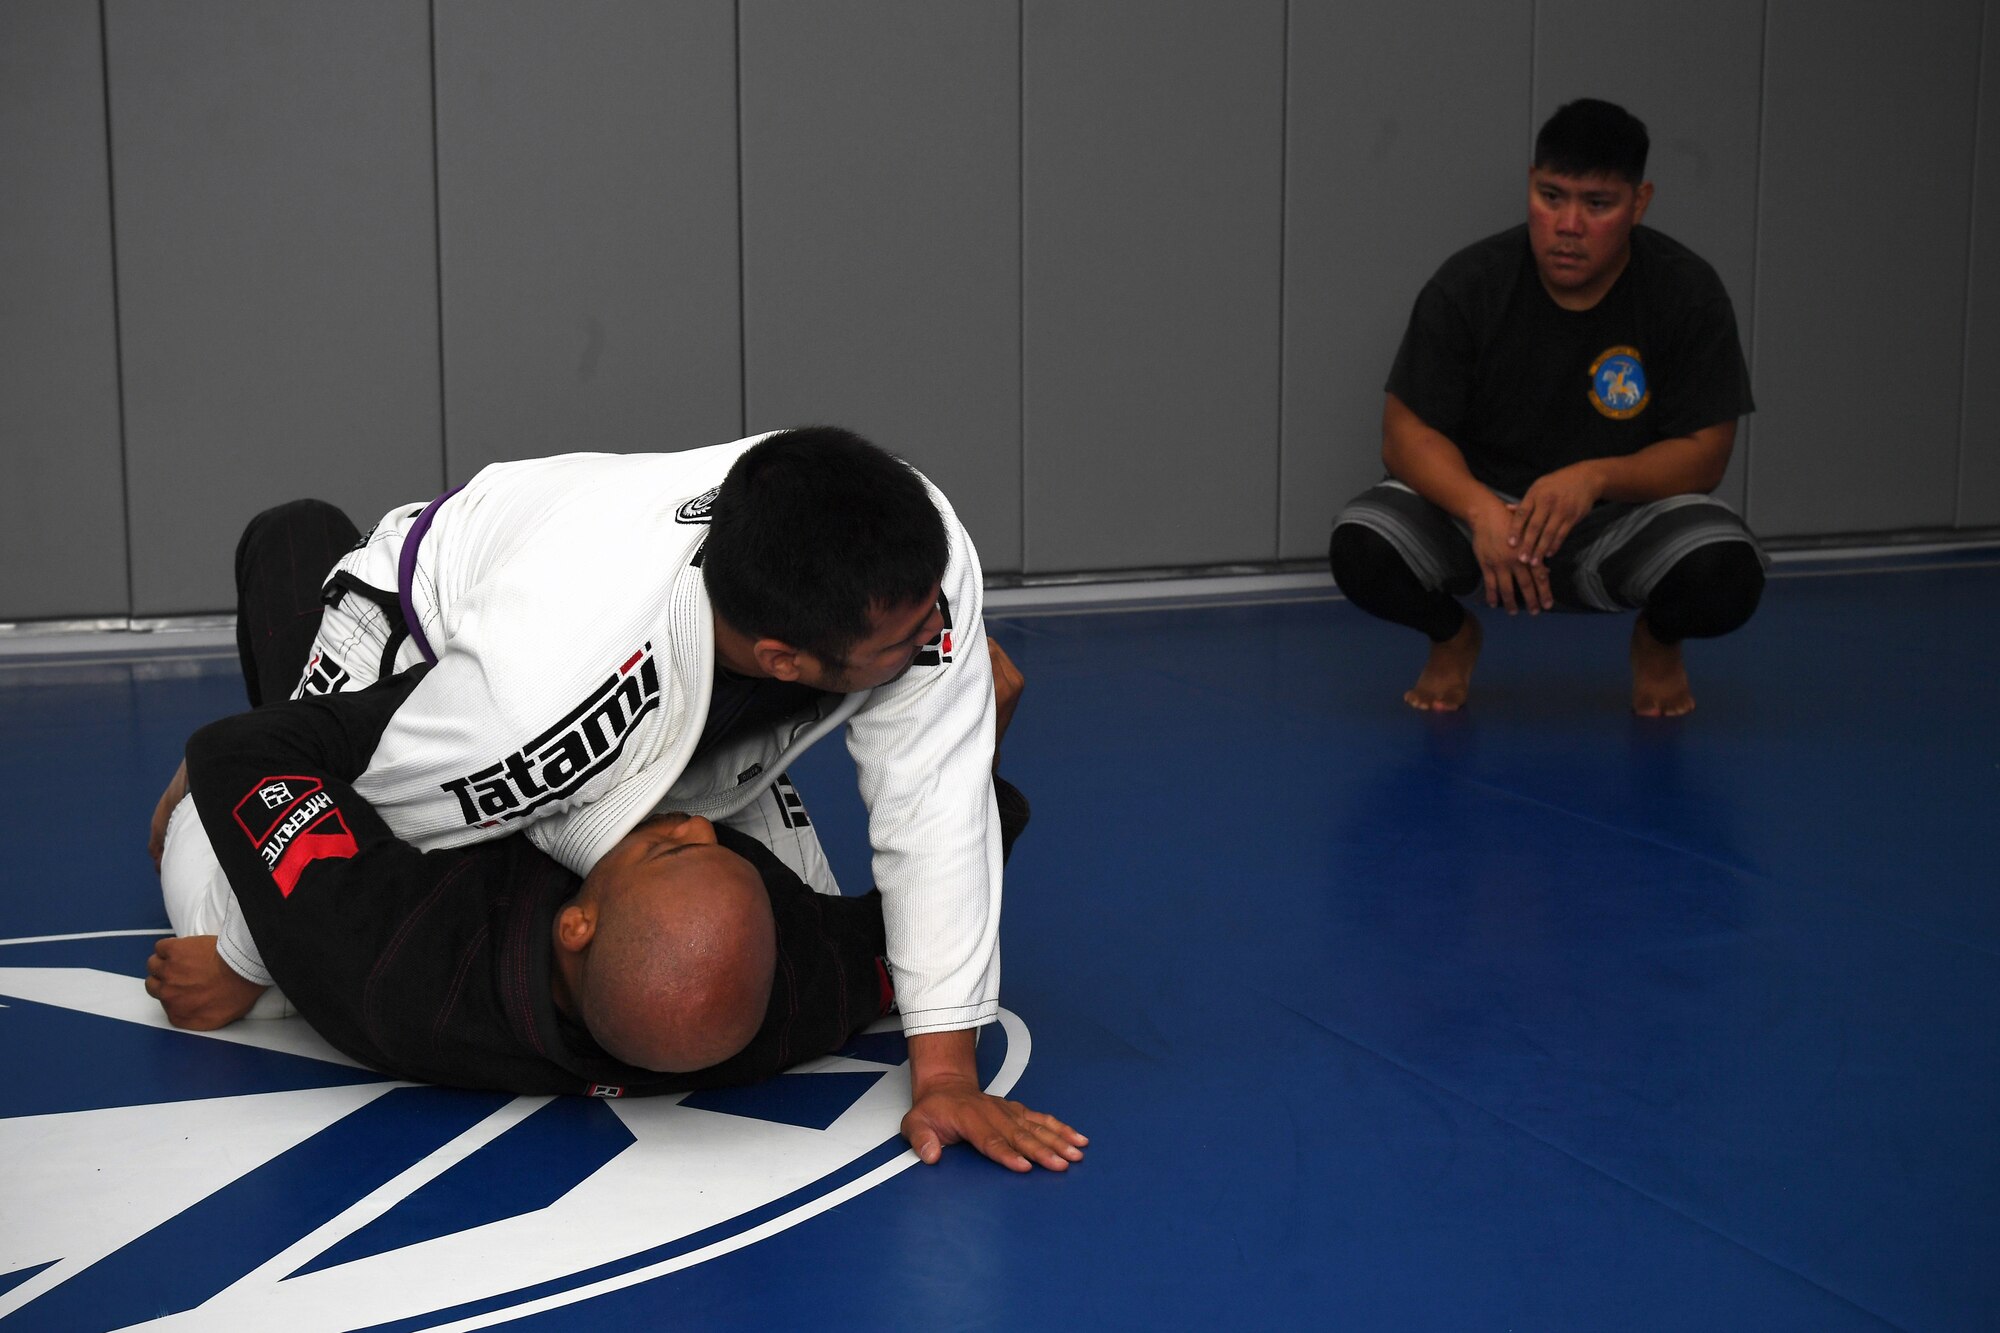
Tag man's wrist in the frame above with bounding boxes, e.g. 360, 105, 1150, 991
1575, 457, 1615, 495
906, 1027, 980, 1099
1457, 488, 1510, 531
214, 931, 274, 988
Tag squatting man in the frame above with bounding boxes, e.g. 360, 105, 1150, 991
147, 428, 1084, 1173
1329, 98, 1767, 715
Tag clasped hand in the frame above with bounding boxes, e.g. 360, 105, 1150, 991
146, 935, 267, 1030
1473, 464, 1604, 613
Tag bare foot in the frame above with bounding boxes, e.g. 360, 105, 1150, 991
1405, 614, 1481, 712
1630, 615, 1694, 716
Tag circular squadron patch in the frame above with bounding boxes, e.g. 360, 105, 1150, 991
1588, 346, 1650, 419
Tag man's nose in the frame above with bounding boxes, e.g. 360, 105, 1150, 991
674, 814, 717, 844
1556, 203, 1584, 233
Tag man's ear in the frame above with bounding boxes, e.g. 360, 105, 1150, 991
555, 902, 596, 955
1633, 180, 1655, 224
752, 638, 808, 683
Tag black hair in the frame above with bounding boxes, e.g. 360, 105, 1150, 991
703, 427, 948, 665
1533, 98, 1649, 185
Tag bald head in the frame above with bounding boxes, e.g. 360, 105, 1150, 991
557, 815, 776, 1073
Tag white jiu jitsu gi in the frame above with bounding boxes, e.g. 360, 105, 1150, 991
278, 437, 1001, 1037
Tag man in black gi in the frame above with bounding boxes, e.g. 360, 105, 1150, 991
1328, 98, 1766, 715
151, 670, 894, 1097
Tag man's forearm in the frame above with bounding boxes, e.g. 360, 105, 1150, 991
856, 589, 1003, 1035
1382, 395, 1506, 526
1583, 423, 1735, 503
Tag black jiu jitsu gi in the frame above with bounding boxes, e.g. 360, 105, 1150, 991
184, 669, 893, 1098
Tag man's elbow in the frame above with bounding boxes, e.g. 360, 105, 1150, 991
1379, 397, 1406, 470
1380, 428, 1414, 478
182, 717, 241, 783
1695, 445, 1734, 494
1680, 424, 1737, 495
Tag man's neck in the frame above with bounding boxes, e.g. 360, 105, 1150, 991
710, 614, 767, 677
1540, 243, 1633, 312
550, 943, 580, 1019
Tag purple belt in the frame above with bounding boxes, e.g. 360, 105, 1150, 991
397, 484, 464, 665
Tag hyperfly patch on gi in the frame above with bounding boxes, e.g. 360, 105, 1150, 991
440, 644, 662, 828
231, 775, 359, 896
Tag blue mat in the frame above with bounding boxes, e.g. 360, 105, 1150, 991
1, 556, 1993, 1330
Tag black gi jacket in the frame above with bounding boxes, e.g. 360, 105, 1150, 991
185, 670, 891, 1097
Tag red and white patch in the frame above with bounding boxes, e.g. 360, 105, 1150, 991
232, 775, 359, 897
911, 595, 955, 669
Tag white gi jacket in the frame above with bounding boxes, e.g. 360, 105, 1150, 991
298, 437, 1001, 1036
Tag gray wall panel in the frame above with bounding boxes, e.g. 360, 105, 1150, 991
0, 1, 127, 621
10, 2, 2000, 626
106, 0, 442, 615
1962, 0, 2000, 527
1536, 0, 1764, 516
1751, 1, 1981, 536
434, 1, 742, 480
1023, 0, 1286, 571
1280, 0, 1531, 559
740, 0, 1022, 570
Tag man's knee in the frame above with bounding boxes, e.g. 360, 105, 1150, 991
234, 500, 360, 706
1329, 520, 1471, 642
1328, 522, 1410, 598
1646, 541, 1764, 641
236, 499, 358, 576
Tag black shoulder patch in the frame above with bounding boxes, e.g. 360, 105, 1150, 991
676, 486, 719, 525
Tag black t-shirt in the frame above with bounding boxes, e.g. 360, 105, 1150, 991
186, 673, 889, 1098
1385, 224, 1754, 497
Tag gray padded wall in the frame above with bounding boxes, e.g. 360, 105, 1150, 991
106, 0, 443, 614
13, 2, 2000, 625
1962, 0, 2000, 527
1535, 0, 1765, 516
1280, 0, 1531, 559
1022, 0, 1286, 571
0, 1, 127, 620
1751, 0, 1983, 536
739, 0, 1022, 570
433, 1, 742, 480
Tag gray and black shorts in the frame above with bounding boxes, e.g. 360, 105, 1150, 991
1332, 481, 1768, 612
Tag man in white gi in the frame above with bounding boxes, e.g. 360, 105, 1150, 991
154, 427, 1082, 1173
